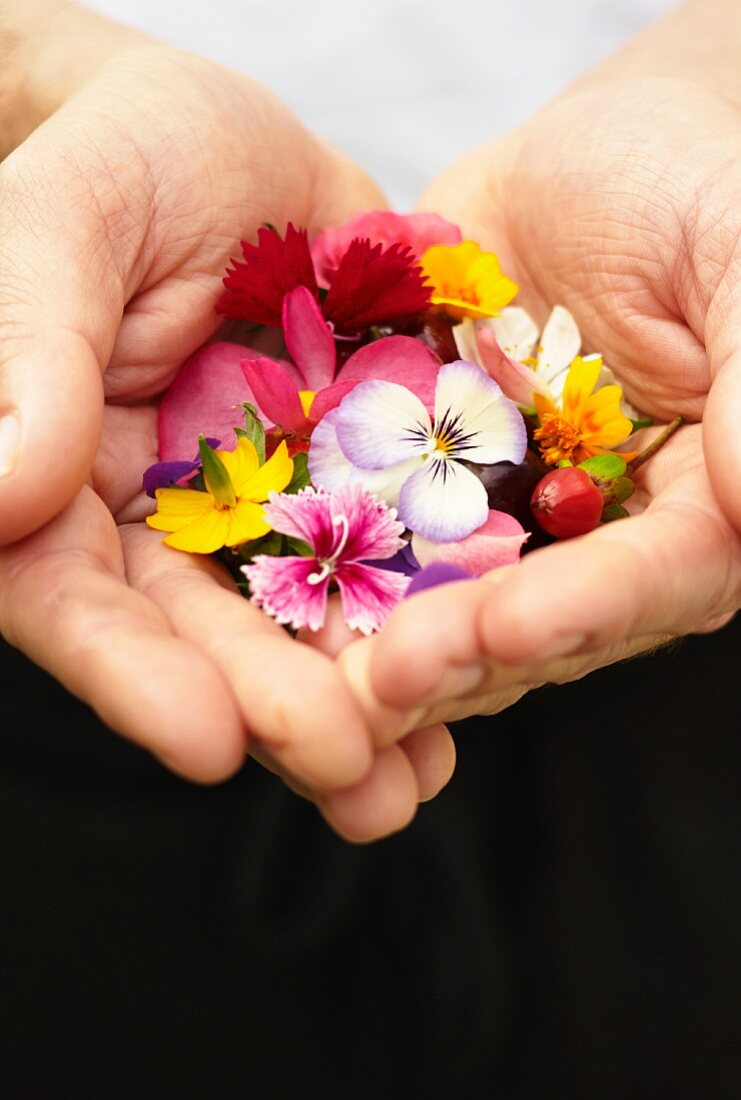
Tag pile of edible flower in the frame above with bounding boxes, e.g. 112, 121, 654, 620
144, 212, 681, 635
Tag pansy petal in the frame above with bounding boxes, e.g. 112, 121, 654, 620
143, 459, 200, 498
335, 562, 410, 635
158, 342, 260, 460
308, 410, 421, 506
244, 555, 328, 632
238, 440, 294, 501
307, 411, 355, 491
334, 380, 431, 469
398, 458, 489, 543
282, 286, 336, 390
537, 306, 582, 396
146, 488, 214, 532
336, 335, 441, 409
412, 509, 528, 576
163, 508, 232, 554
240, 357, 313, 435
433, 360, 527, 465
489, 306, 539, 362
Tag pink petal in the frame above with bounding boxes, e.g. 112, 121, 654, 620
282, 286, 336, 390
476, 327, 550, 405
335, 562, 410, 635
412, 509, 528, 576
243, 555, 328, 632
158, 342, 262, 461
329, 482, 406, 562
336, 335, 441, 409
311, 211, 462, 285
240, 357, 313, 435
309, 378, 360, 424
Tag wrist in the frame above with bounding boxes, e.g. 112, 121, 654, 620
0, 1, 148, 158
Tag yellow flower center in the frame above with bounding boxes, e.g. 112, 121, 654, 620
534, 413, 583, 466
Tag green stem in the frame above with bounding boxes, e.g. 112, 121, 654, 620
628, 416, 685, 473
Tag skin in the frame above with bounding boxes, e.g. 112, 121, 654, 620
0, 3, 456, 842
331, 0, 741, 756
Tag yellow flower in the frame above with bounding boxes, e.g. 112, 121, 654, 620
533, 357, 636, 466
146, 437, 293, 553
419, 241, 518, 320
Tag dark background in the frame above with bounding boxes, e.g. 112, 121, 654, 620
1, 620, 739, 1099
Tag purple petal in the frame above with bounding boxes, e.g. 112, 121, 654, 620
366, 542, 420, 578
406, 563, 471, 596
282, 286, 336, 390
412, 509, 528, 576
398, 458, 489, 542
143, 459, 200, 498
243, 555, 328, 632
335, 562, 410, 635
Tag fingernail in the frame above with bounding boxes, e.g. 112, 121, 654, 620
538, 632, 587, 660
0, 411, 20, 477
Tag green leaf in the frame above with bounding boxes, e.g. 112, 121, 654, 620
198, 436, 236, 506
237, 403, 266, 464
578, 454, 627, 480
611, 477, 635, 504
285, 536, 314, 557
631, 417, 653, 431
601, 502, 630, 523
286, 451, 311, 493
557, 458, 574, 468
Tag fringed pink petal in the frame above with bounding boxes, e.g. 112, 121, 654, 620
243, 555, 328, 632
335, 562, 410, 635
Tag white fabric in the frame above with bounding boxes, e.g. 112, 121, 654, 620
86, 0, 678, 207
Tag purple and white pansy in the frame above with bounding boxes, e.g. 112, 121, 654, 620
308, 360, 527, 542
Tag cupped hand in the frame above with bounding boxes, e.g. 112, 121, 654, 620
333, 71, 740, 741
0, 41, 454, 839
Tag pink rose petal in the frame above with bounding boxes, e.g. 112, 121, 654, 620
158, 342, 261, 460
336, 335, 441, 409
412, 509, 528, 576
312, 211, 462, 285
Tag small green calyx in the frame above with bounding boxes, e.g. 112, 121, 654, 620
199, 436, 236, 507
237, 403, 267, 464
578, 454, 627, 480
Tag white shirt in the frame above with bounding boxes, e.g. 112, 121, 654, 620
86, 0, 678, 207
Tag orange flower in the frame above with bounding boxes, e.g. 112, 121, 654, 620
419, 241, 518, 320
534, 357, 636, 466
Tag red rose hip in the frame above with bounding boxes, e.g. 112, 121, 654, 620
530, 467, 604, 538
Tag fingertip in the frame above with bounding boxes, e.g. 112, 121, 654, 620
401, 724, 457, 803
318, 744, 418, 844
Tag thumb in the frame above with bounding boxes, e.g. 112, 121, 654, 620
0, 130, 130, 546
704, 286, 741, 534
